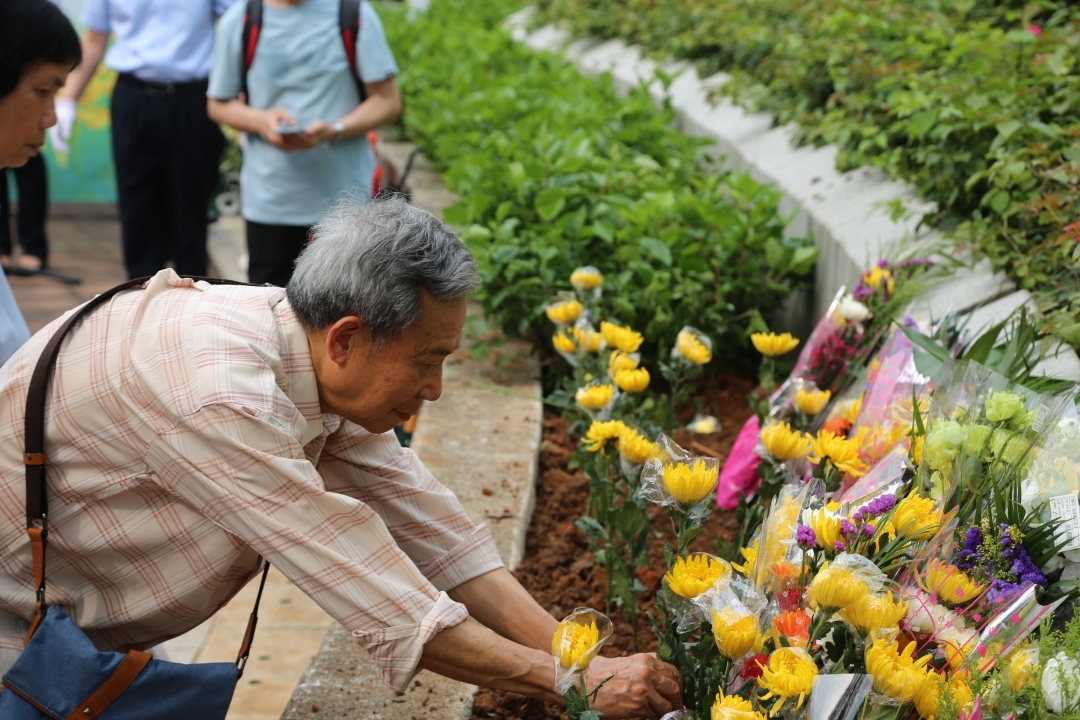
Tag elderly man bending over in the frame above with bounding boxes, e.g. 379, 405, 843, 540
0, 197, 681, 718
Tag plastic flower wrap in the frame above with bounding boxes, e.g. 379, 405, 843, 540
545, 297, 584, 326
599, 320, 643, 353
697, 575, 767, 653
638, 434, 719, 516
551, 608, 612, 694
1043, 651, 1080, 714
570, 265, 603, 298
849, 326, 933, 438
673, 326, 713, 365
748, 484, 810, 593
836, 444, 910, 507
756, 646, 817, 715
575, 380, 617, 420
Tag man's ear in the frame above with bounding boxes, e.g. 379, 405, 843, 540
324, 316, 370, 366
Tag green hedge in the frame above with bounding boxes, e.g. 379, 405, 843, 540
377, 0, 818, 359
535, 0, 1080, 348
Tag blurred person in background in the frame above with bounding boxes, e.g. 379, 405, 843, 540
207, 0, 401, 288
0, 150, 50, 276
49, 0, 238, 280
0, 0, 81, 364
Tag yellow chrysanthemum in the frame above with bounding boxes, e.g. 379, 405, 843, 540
806, 508, 844, 551
923, 560, 983, 606
617, 428, 652, 465
575, 384, 615, 410
731, 540, 758, 576
760, 422, 813, 462
862, 266, 896, 295
807, 565, 870, 611
662, 459, 718, 504
570, 267, 603, 291
608, 350, 640, 375
795, 388, 831, 416
614, 367, 650, 393
757, 647, 817, 715
571, 326, 603, 353
545, 299, 583, 325
852, 424, 908, 466
665, 554, 731, 598
811, 429, 869, 477
893, 493, 941, 541
911, 435, 925, 466
865, 637, 932, 703
552, 330, 577, 354
1008, 647, 1037, 693
677, 329, 712, 365
712, 691, 766, 720
841, 396, 864, 425
551, 619, 601, 670
583, 420, 628, 453
839, 591, 907, 632
600, 321, 643, 353
750, 332, 800, 357
913, 673, 972, 720
688, 416, 719, 434
711, 607, 759, 660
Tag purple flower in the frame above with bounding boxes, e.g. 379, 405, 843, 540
796, 525, 817, 549
841, 519, 857, 537
858, 494, 897, 518
834, 541, 847, 552
863, 524, 876, 538
852, 511, 864, 523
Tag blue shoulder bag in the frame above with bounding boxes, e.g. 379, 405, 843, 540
0, 277, 271, 720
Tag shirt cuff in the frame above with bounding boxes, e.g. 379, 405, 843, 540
416, 523, 505, 593
351, 591, 468, 692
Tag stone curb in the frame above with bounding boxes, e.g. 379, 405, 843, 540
501, 8, 1080, 382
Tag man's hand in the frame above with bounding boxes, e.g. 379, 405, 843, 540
258, 108, 298, 150
587, 654, 683, 719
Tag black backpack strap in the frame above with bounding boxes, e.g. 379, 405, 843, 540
240, 0, 263, 101
22, 276, 273, 662
340, 0, 368, 104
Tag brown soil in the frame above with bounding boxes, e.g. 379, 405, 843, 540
470, 373, 756, 720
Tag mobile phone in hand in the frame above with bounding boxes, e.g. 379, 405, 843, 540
276, 122, 303, 136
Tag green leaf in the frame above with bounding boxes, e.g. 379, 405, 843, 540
1055, 323, 1080, 347
995, 120, 1023, 141
639, 238, 673, 266
535, 188, 566, 222
987, 189, 1011, 214
575, 516, 607, 540
790, 246, 820, 275
907, 110, 937, 140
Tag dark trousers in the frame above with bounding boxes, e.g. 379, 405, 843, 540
245, 220, 311, 287
110, 75, 225, 279
0, 154, 49, 264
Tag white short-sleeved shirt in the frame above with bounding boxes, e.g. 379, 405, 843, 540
208, 0, 399, 226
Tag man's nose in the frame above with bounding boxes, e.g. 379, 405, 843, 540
418, 371, 443, 402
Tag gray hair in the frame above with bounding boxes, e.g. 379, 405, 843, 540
286, 195, 481, 341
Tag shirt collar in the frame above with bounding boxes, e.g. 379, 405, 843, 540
273, 298, 325, 447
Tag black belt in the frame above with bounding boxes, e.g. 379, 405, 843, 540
117, 73, 209, 96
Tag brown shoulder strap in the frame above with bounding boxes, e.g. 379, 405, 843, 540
22, 276, 274, 665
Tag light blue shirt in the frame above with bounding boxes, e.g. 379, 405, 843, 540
208, 0, 398, 227
83, 0, 238, 83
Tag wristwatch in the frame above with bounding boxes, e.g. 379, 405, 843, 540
333, 121, 346, 141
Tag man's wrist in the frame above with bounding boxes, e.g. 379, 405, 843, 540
333, 121, 346, 141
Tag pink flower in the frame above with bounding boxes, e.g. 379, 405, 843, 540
1027, 24, 1042, 37
959, 697, 983, 720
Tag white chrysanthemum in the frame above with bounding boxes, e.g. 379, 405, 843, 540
903, 591, 965, 637
1043, 652, 1080, 714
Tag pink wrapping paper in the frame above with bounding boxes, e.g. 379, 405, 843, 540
716, 415, 761, 509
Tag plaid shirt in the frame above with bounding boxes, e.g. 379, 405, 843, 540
0, 270, 503, 691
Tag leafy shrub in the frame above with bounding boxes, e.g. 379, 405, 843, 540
378, 0, 818, 357
536, 0, 1080, 348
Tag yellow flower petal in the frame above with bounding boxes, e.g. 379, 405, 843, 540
750, 332, 800, 357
